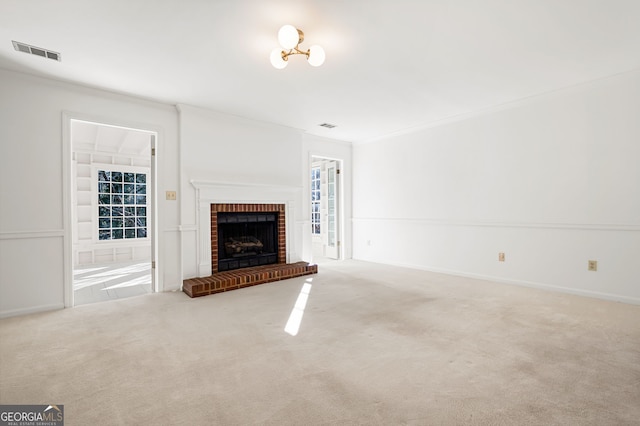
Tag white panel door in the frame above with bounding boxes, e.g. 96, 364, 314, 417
324, 161, 339, 259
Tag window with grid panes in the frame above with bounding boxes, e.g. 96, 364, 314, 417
98, 170, 148, 240
311, 167, 321, 234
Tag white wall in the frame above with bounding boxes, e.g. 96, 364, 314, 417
178, 106, 354, 277
353, 70, 640, 303
0, 69, 180, 317
179, 104, 306, 278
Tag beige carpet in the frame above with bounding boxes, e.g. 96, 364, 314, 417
1, 260, 639, 425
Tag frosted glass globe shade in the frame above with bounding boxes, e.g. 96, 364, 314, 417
270, 48, 288, 69
278, 25, 299, 49
307, 45, 325, 67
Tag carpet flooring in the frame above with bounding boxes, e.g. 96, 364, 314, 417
1, 259, 639, 425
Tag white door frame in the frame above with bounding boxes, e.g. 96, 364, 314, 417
62, 112, 159, 307
309, 155, 344, 260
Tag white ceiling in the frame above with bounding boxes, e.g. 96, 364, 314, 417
71, 120, 152, 157
2, 0, 639, 143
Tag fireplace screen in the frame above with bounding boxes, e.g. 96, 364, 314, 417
217, 212, 278, 271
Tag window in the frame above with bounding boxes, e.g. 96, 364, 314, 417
311, 167, 321, 234
98, 170, 148, 240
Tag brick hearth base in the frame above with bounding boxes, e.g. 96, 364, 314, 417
182, 262, 318, 298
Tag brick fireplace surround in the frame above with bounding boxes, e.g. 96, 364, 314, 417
183, 203, 317, 298
210, 203, 286, 274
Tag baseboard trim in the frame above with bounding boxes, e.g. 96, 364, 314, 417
354, 258, 640, 306
0, 303, 65, 319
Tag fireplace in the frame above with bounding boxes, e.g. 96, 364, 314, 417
211, 203, 286, 274
217, 212, 278, 271
183, 195, 317, 298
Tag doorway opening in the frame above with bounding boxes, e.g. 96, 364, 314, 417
69, 119, 156, 305
310, 156, 342, 261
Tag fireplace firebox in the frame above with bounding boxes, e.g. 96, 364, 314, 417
217, 212, 278, 271
210, 203, 287, 274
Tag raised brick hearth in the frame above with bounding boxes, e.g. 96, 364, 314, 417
182, 262, 318, 298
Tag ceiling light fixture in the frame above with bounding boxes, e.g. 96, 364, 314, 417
270, 25, 325, 69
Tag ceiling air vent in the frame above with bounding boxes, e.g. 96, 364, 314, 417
12, 40, 61, 62
319, 123, 337, 129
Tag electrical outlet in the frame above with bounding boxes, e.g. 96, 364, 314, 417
588, 260, 597, 272
166, 191, 177, 201
498, 252, 505, 262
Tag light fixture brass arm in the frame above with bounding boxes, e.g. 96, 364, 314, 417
281, 46, 311, 61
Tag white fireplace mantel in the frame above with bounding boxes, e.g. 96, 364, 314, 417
190, 180, 303, 277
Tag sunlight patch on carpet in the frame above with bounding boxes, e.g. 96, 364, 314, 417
284, 279, 313, 336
